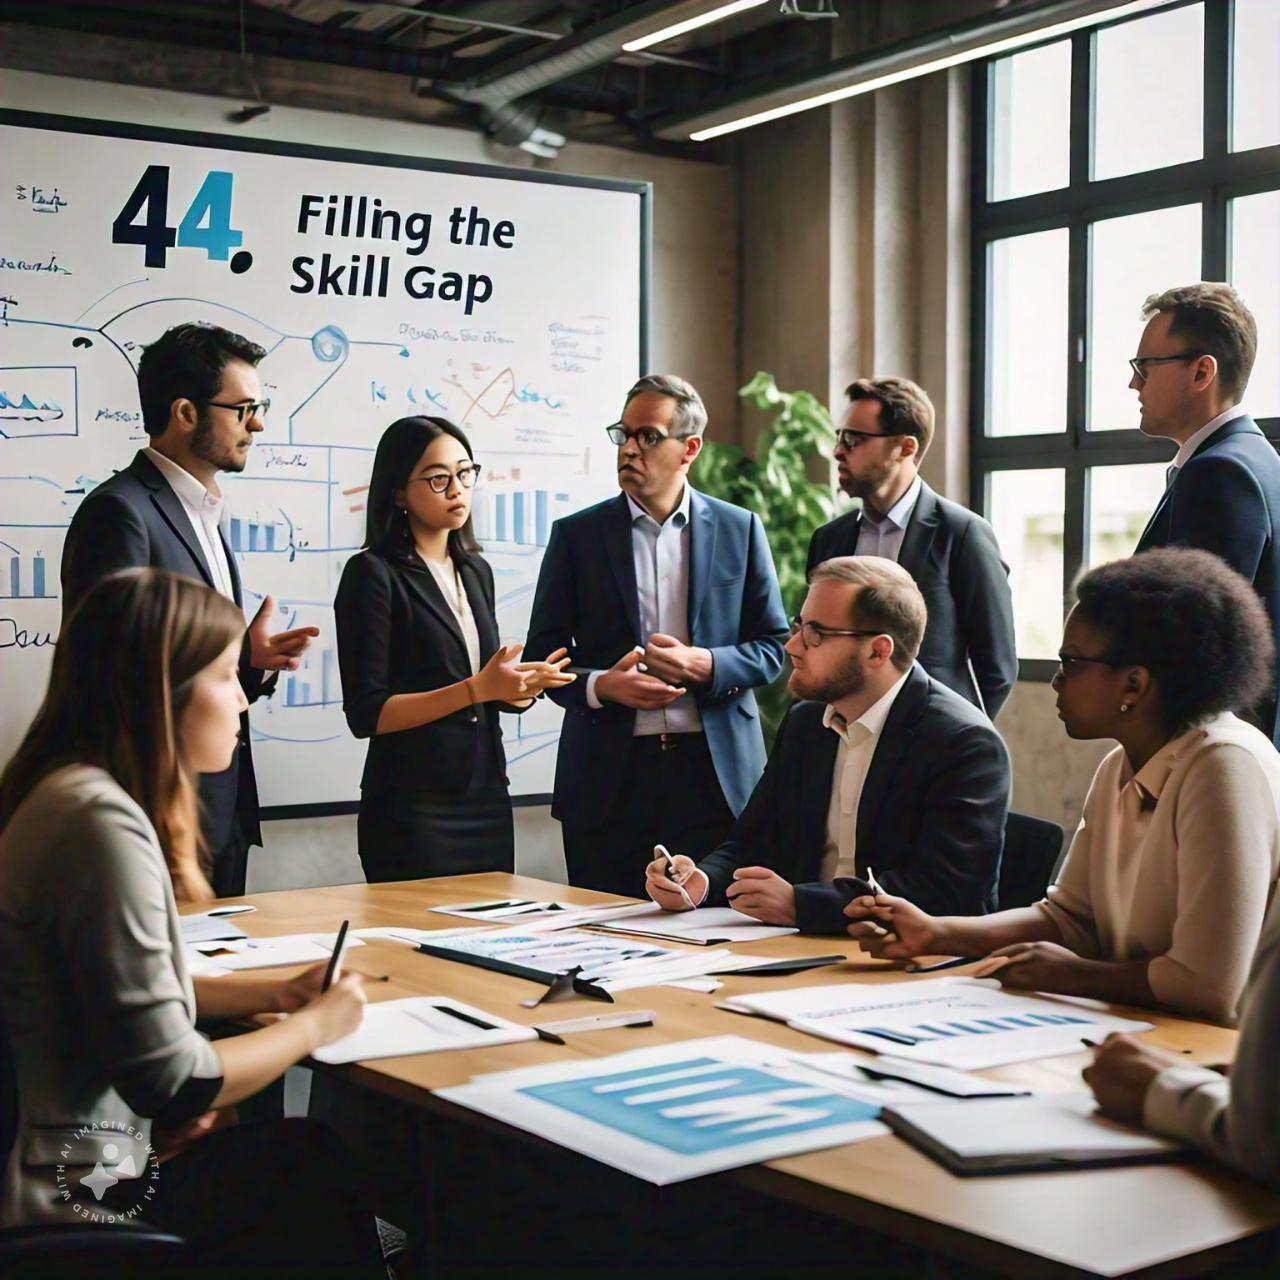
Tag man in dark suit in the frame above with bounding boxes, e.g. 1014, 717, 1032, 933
1131, 282, 1280, 746
526, 374, 789, 897
807, 377, 1017, 720
646, 556, 1010, 934
61, 323, 317, 895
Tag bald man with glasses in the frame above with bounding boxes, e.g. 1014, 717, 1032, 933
526, 374, 788, 897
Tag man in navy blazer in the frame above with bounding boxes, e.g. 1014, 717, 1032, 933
1131, 283, 1280, 745
526, 374, 788, 896
806, 378, 1016, 720
646, 556, 1010, 934
61, 323, 317, 894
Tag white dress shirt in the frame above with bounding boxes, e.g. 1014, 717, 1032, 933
142, 447, 236, 601
424, 556, 481, 675
586, 484, 703, 735
1172, 403, 1250, 470
853, 474, 922, 563
818, 670, 911, 881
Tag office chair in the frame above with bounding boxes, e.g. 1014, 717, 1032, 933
998, 811, 1065, 910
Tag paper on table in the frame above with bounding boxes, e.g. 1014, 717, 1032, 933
311, 996, 537, 1064
180, 913, 249, 944
186, 934, 366, 972
435, 1035, 887, 1185
592, 905, 799, 944
723, 978, 1153, 1070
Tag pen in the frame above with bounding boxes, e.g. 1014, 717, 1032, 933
321, 919, 350, 993
906, 955, 989, 974
655, 843, 697, 910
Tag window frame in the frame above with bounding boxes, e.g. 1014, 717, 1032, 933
970, 0, 1280, 681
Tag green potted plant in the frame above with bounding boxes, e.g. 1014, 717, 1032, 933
694, 371, 843, 740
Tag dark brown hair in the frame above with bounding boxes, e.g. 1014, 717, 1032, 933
810, 555, 927, 673
137, 322, 266, 436
1141, 283, 1257, 401
846, 377, 935, 459
0, 569, 246, 901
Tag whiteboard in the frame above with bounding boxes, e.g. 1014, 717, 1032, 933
0, 111, 649, 811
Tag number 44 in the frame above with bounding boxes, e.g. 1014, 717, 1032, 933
112, 165, 246, 269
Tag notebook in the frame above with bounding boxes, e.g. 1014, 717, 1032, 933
882, 1092, 1189, 1175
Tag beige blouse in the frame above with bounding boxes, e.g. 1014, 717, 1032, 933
1037, 712, 1280, 1025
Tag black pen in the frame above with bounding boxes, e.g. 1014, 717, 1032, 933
321, 919, 350, 992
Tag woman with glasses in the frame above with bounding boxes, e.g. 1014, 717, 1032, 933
335, 416, 573, 882
847, 548, 1280, 1025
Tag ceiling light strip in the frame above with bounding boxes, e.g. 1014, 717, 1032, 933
623, 0, 771, 54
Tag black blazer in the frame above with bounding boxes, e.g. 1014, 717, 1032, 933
1135, 415, 1280, 746
697, 664, 1011, 934
334, 546, 520, 798
60, 451, 272, 851
807, 481, 1017, 720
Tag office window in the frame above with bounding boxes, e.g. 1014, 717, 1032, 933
988, 469, 1065, 660
973, 0, 1280, 677
1232, 0, 1280, 153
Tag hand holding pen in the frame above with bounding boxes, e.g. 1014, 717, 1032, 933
645, 844, 707, 912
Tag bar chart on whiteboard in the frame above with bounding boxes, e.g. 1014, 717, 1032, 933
0, 113, 646, 807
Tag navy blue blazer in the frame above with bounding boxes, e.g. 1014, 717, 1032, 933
525, 489, 788, 827
807, 481, 1017, 720
1135, 415, 1280, 746
60, 452, 272, 850
697, 664, 1011, 934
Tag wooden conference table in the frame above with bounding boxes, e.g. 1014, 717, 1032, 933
193, 872, 1280, 1279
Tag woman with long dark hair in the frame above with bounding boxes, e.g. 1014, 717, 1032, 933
335, 415, 573, 882
0, 569, 383, 1274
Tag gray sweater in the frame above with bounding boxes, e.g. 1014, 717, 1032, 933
0, 765, 222, 1226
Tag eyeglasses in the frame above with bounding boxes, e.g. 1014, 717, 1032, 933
1056, 651, 1120, 677
206, 399, 271, 422
412, 464, 482, 494
834, 427, 905, 450
790, 618, 882, 649
606, 423, 686, 450
1127, 353, 1201, 382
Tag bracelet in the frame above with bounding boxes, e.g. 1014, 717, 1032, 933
463, 677, 477, 705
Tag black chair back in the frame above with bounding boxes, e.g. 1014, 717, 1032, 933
998, 811, 1065, 910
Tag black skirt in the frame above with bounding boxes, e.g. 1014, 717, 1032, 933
356, 722, 514, 883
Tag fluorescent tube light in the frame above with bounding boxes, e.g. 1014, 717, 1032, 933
623, 0, 770, 53
688, 0, 1168, 140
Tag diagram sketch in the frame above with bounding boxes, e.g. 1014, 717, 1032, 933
0, 115, 645, 807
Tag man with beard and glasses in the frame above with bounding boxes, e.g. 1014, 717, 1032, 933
645, 556, 1010, 934
526, 374, 788, 897
61, 322, 317, 895
807, 378, 1017, 720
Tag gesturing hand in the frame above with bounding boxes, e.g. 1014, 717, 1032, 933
248, 595, 320, 672
642, 634, 713, 687
513, 646, 577, 697
469, 643, 534, 704
595, 647, 686, 710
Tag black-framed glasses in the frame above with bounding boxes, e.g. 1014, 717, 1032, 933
790, 618, 881, 649
1056, 651, 1120, 677
606, 423, 685, 450
834, 427, 910, 450
206, 398, 271, 422
412, 464, 482, 494
1127, 352, 1202, 382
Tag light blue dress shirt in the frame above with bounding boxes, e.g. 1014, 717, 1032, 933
586, 484, 703, 735
853, 473, 922, 562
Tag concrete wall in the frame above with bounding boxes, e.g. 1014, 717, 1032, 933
0, 56, 738, 891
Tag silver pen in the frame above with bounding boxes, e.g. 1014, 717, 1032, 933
655, 843, 697, 910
